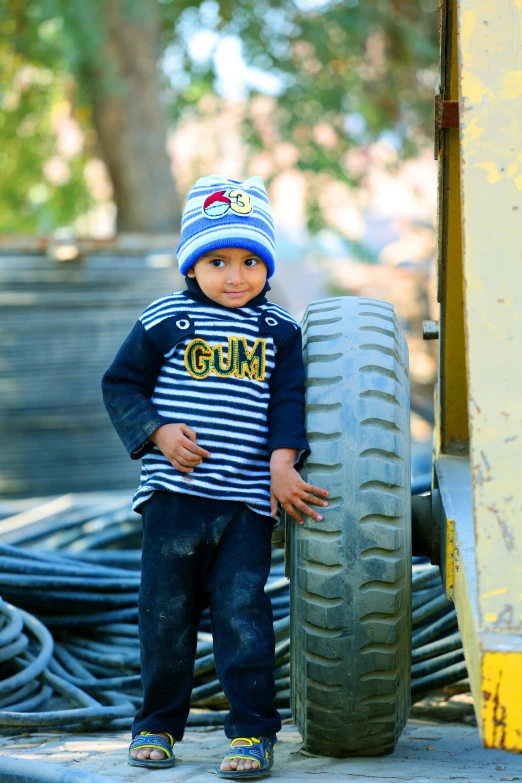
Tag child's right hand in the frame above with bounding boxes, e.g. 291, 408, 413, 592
148, 423, 210, 473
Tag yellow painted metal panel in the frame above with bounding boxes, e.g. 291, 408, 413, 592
436, 456, 522, 751
445, 516, 455, 600
436, 456, 482, 710
440, 138, 468, 451
482, 652, 522, 751
434, 0, 522, 751
458, 0, 522, 630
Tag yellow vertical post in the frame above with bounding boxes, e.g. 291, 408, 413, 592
435, 0, 469, 458
457, 0, 522, 750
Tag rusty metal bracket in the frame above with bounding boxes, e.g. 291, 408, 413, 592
439, 98, 459, 128
434, 94, 459, 160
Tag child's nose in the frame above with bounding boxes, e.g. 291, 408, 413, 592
226, 268, 244, 285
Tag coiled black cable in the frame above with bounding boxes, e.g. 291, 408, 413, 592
0, 492, 466, 733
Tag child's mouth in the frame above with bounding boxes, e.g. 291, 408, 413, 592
225, 291, 247, 297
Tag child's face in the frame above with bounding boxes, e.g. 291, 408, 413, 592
187, 247, 268, 308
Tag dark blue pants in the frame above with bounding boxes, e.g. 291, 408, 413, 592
131, 490, 281, 741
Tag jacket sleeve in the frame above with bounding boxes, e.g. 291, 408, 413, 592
267, 326, 311, 470
101, 320, 169, 460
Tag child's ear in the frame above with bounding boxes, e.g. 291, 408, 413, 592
187, 266, 195, 278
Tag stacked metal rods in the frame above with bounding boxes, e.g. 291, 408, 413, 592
1, 252, 186, 499
0, 493, 466, 733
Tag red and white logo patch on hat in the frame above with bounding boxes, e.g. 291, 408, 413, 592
203, 189, 253, 219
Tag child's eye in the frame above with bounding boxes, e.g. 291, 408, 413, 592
210, 259, 225, 267
244, 258, 259, 267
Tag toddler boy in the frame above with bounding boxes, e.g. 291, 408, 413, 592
102, 175, 328, 778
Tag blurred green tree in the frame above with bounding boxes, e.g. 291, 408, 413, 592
0, 6, 94, 232
0, 0, 439, 233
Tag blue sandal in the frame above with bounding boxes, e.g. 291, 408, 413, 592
216, 735, 277, 779
128, 731, 175, 768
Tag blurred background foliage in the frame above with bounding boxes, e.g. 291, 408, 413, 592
0, 0, 439, 492
0, 0, 439, 233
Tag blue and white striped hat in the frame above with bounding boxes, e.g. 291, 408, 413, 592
176, 175, 276, 278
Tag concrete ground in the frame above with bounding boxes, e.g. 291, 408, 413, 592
1, 719, 521, 783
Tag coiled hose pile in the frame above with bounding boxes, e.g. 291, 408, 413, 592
0, 491, 467, 733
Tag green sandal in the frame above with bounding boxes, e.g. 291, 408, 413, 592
128, 730, 175, 768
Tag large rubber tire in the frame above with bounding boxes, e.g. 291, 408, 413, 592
290, 296, 412, 757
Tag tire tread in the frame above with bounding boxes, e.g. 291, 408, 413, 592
290, 296, 411, 758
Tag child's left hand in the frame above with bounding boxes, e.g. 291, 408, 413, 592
270, 448, 329, 524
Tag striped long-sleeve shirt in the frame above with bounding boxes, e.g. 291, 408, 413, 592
101, 279, 310, 517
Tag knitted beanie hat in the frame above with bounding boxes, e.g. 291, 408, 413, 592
176, 175, 276, 278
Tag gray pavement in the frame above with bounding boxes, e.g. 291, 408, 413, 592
1, 720, 522, 783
